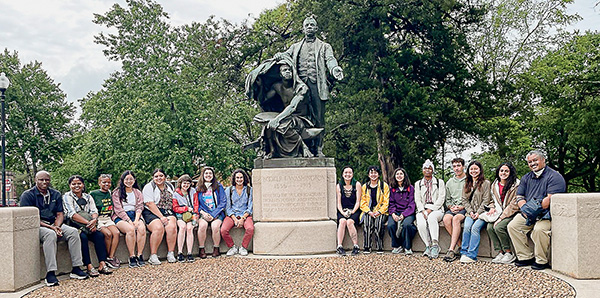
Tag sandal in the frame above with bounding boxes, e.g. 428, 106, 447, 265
99, 266, 113, 275
87, 267, 99, 277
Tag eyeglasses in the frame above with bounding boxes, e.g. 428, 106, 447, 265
100, 174, 112, 178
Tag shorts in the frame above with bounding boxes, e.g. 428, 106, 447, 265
337, 210, 360, 224
444, 209, 467, 216
114, 211, 137, 224
200, 212, 225, 222
142, 208, 174, 223
97, 215, 116, 228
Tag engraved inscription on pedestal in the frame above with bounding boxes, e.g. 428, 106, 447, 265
257, 168, 330, 221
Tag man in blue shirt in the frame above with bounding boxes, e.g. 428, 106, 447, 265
507, 150, 566, 270
20, 171, 88, 286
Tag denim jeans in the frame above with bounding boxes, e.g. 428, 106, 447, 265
460, 217, 487, 260
387, 214, 417, 249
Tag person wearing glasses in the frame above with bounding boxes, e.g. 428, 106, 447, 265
112, 171, 147, 268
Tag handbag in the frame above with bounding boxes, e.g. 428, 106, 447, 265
69, 197, 95, 234
182, 211, 193, 223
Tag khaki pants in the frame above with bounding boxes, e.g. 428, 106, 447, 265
507, 214, 551, 264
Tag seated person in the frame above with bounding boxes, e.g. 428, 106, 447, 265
19, 171, 88, 286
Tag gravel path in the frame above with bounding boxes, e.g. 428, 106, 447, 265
25, 254, 575, 298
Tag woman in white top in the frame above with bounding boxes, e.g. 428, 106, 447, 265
414, 159, 446, 259
142, 168, 178, 265
111, 170, 146, 268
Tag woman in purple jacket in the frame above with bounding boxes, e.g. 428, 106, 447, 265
387, 168, 417, 255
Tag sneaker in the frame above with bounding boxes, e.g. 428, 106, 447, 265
106, 257, 118, 269
351, 246, 360, 256
177, 253, 185, 262
129, 256, 139, 268
199, 248, 207, 259
423, 246, 431, 257
227, 245, 239, 256
187, 254, 195, 262
137, 255, 146, 267
492, 252, 505, 263
443, 250, 457, 262
391, 247, 404, 254
336, 246, 347, 256
532, 262, 550, 270
515, 258, 535, 267
148, 254, 161, 265
239, 247, 248, 256
404, 248, 413, 255
363, 247, 371, 254
167, 251, 176, 263
70, 267, 89, 280
430, 245, 440, 259
45, 271, 59, 287
500, 252, 516, 264
212, 248, 221, 258
460, 255, 476, 263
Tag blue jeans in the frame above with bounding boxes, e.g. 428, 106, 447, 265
387, 214, 417, 249
460, 217, 486, 260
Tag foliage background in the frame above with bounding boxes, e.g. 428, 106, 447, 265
1, 0, 597, 194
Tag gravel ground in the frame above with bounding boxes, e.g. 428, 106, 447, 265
25, 254, 575, 298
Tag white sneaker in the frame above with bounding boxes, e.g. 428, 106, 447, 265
492, 252, 505, 263
391, 247, 404, 254
460, 255, 476, 263
167, 251, 176, 263
226, 245, 238, 256
238, 247, 248, 256
500, 252, 516, 264
404, 248, 413, 255
148, 254, 161, 265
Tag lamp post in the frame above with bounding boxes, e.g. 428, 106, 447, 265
0, 73, 10, 207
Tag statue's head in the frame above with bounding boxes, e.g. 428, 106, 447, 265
279, 64, 293, 80
302, 16, 318, 37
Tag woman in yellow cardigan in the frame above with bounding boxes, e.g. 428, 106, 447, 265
360, 166, 390, 254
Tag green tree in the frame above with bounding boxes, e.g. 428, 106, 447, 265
0, 49, 76, 188
252, 0, 494, 181
56, 0, 258, 186
520, 32, 600, 191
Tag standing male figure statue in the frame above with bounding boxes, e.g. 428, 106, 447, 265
274, 16, 344, 157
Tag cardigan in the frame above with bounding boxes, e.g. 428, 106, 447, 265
491, 178, 521, 221
462, 180, 492, 215
111, 188, 144, 222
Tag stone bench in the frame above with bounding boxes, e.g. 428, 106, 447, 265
340, 219, 496, 257
44, 224, 251, 278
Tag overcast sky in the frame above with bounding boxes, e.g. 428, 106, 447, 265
0, 0, 598, 109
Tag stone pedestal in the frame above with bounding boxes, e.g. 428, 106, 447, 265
552, 193, 600, 279
0, 207, 40, 291
252, 158, 337, 255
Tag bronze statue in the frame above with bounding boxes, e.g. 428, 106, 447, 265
274, 16, 344, 157
245, 56, 322, 158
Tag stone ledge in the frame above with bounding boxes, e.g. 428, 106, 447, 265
254, 157, 335, 169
